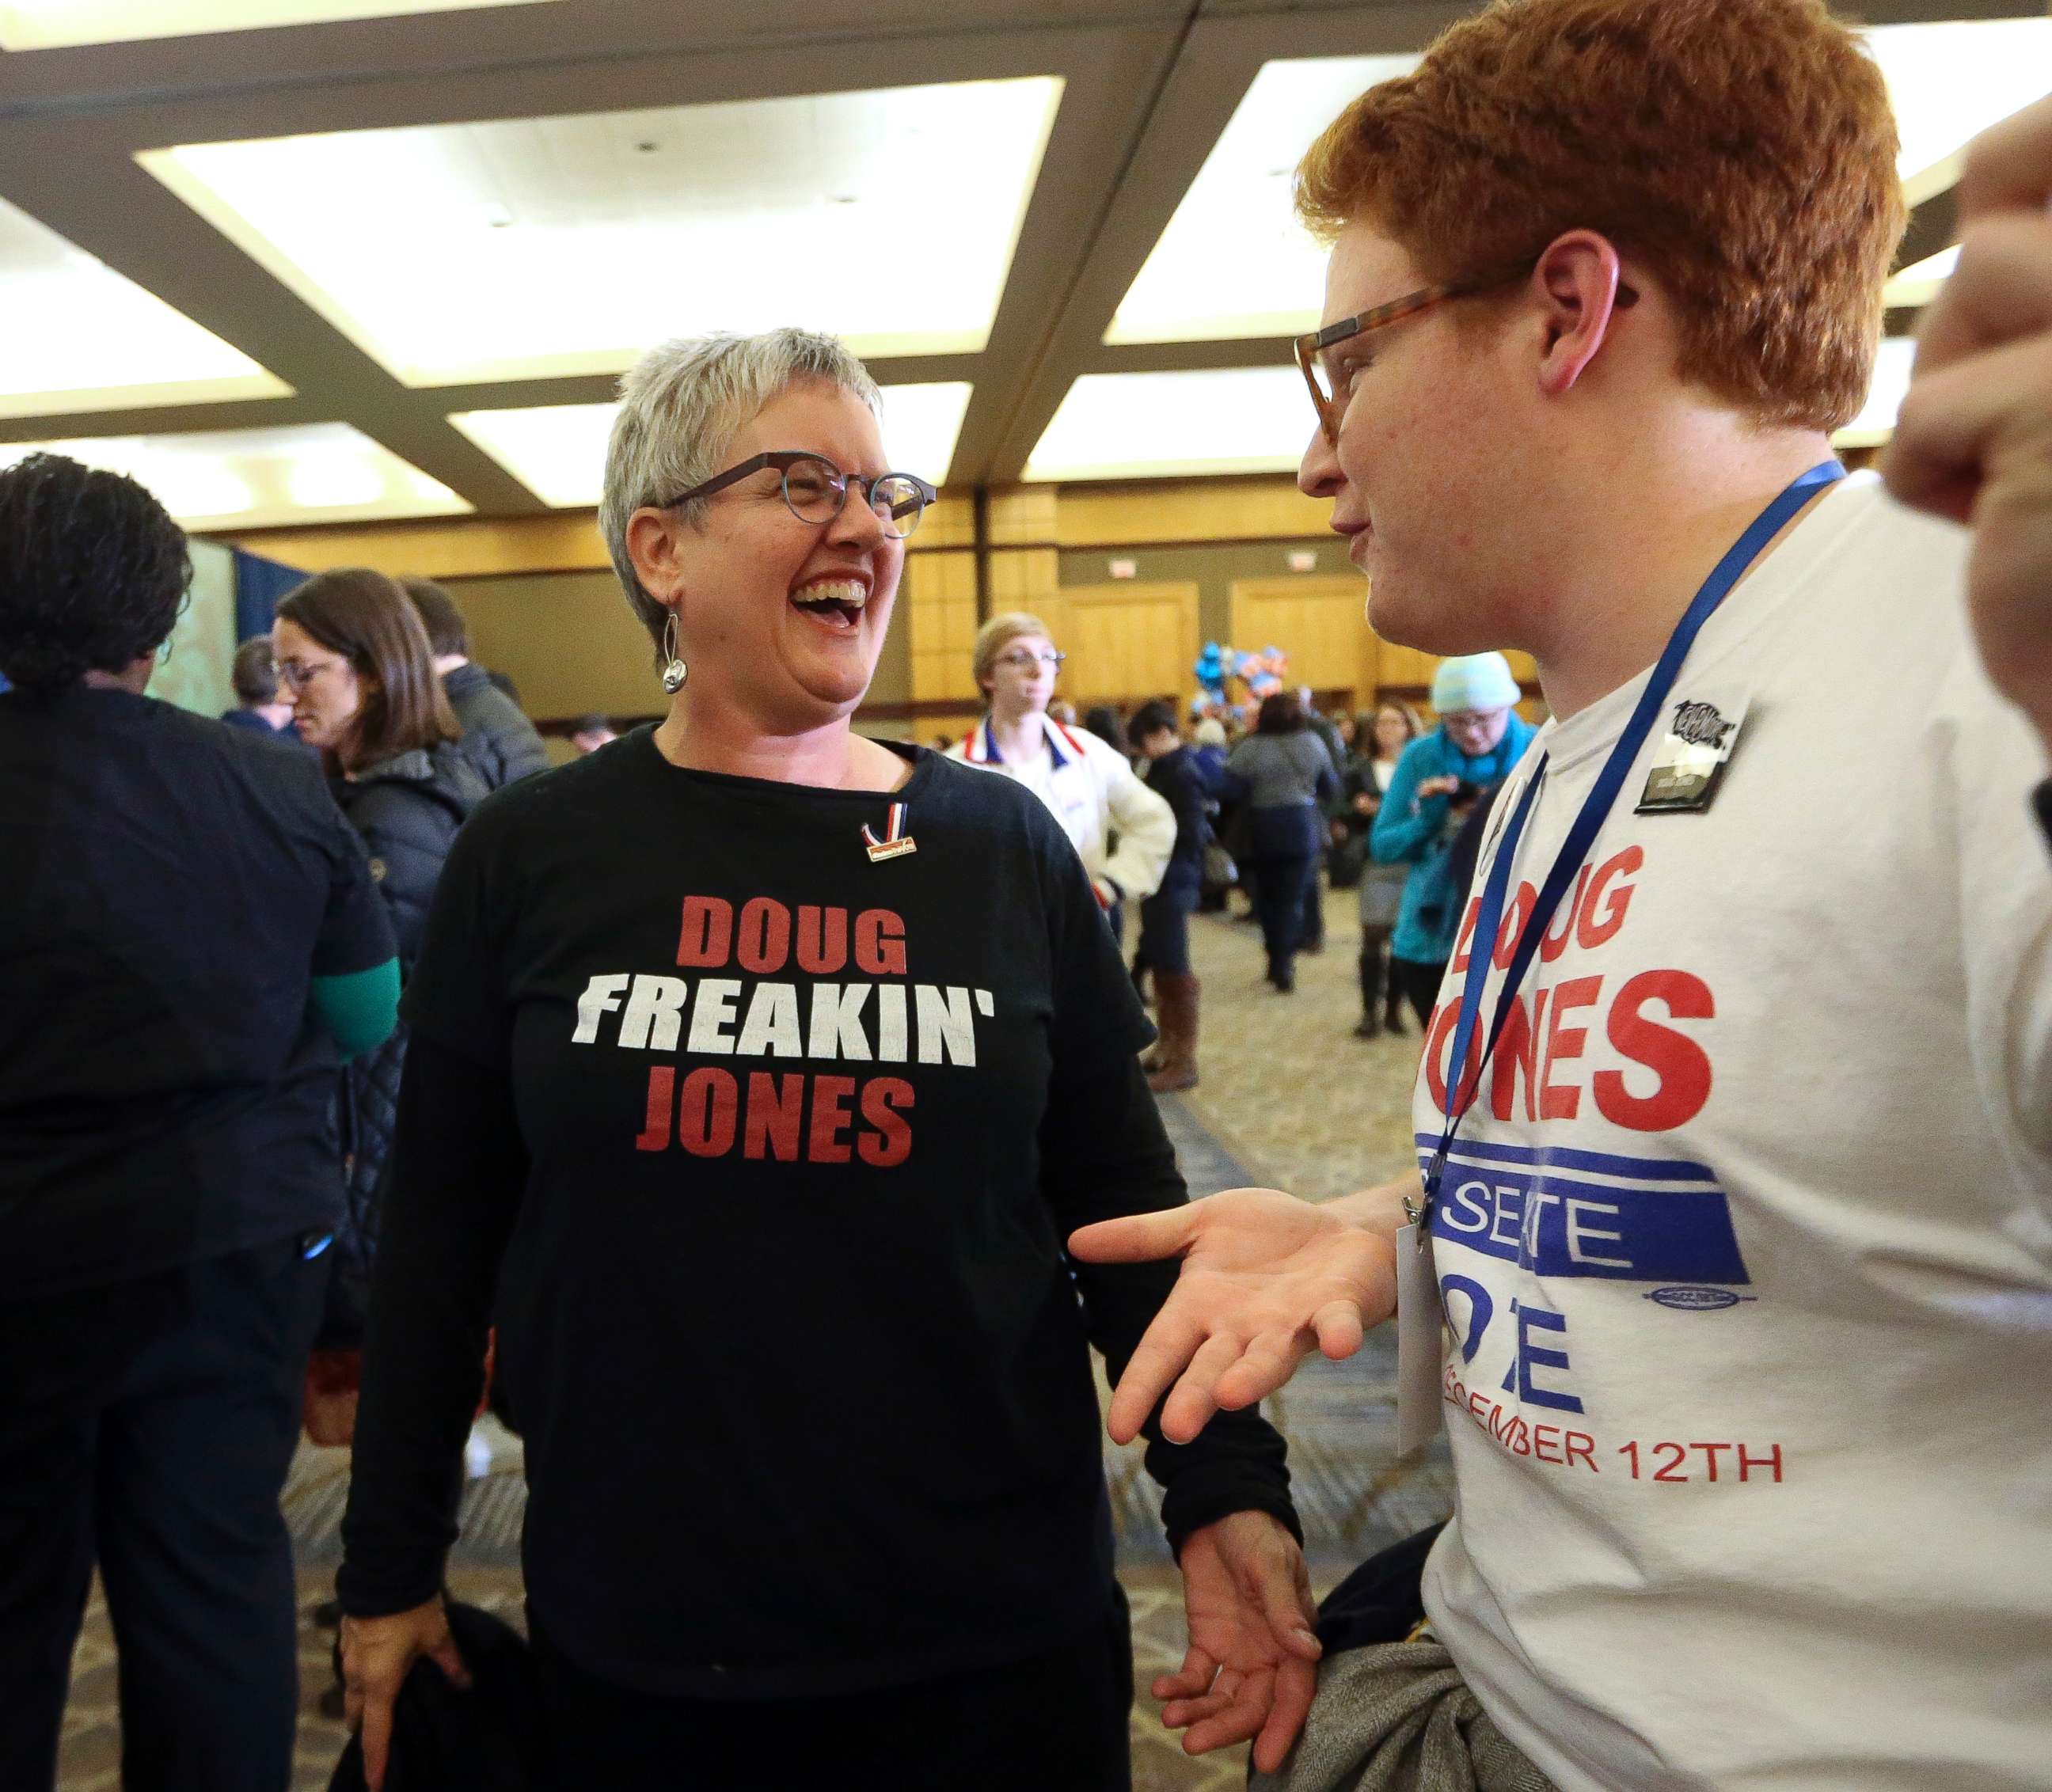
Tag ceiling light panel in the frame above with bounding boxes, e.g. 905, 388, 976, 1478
1024, 368, 1314, 482
1864, 17, 2052, 187
1107, 55, 1419, 347
450, 382, 975, 508
0, 197, 289, 419
0, 424, 469, 530
0, 0, 557, 51
139, 79, 1062, 388
1834, 337, 1917, 451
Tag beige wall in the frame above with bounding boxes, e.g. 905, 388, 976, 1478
445, 565, 912, 730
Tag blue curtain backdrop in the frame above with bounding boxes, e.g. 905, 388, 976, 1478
233, 548, 306, 642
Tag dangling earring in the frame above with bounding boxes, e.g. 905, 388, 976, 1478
659, 611, 688, 694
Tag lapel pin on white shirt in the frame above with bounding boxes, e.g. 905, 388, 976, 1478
863, 801, 918, 864
1636, 696, 1750, 814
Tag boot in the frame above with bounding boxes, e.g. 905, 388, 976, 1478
1354, 939, 1385, 1038
1384, 982, 1407, 1035
1147, 973, 1200, 1092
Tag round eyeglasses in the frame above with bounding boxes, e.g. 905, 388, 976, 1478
661, 450, 938, 540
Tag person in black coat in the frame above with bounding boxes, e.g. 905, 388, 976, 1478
274, 571, 487, 1365
401, 578, 549, 792
1, 455, 400, 1792
1130, 700, 1210, 1091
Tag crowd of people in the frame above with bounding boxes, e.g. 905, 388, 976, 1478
6, 0, 2052, 1787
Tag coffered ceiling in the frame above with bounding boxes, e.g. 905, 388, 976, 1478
0, 0, 2040, 530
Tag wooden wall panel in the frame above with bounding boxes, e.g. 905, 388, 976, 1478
1229, 575, 1374, 706
988, 546, 1060, 615
1045, 581, 1198, 709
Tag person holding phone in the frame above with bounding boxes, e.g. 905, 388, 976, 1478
1367, 655, 1533, 1025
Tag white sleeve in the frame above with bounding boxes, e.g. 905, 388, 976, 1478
1096, 743, 1176, 902
1944, 636, 2052, 1199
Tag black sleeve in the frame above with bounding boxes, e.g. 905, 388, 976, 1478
1161, 761, 1210, 855
277, 754, 396, 978
2035, 777, 2052, 854
1036, 843, 1299, 1553
336, 1031, 528, 1615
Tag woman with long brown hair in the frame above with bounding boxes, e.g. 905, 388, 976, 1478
272, 571, 486, 1388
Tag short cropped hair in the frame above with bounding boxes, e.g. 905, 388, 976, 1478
599, 328, 884, 657
971, 612, 1054, 690
276, 568, 458, 768
1129, 700, 1179, 742
231, 636, 279, 704
0, 454, 190, 691
1295, 0, 1904, 431
401, 578, 468, 659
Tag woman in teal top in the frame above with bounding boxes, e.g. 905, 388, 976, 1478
1370, 653, 1536, 1026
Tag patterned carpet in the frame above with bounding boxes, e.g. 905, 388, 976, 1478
59, 885, 1451, 1790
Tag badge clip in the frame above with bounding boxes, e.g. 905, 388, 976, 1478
863, 802, 917, 864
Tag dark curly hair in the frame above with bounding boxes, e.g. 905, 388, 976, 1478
0, 454, 191, 692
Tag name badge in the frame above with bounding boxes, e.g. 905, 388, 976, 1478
1636, 695, 1750, 814
1395, 1217, 1446, 1456
862, 801, 917, 864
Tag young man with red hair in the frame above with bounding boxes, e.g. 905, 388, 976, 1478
1072, 2, 2052, 1784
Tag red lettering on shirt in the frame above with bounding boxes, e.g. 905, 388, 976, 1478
1576, 847, 1642, 948
1451, 898, 1483, 974
1492, 883, 1536, 971
736, 898, 792, 974
796, 905, 848, 975
678, 1068, 739, 1157
636, 1065, 674, 1152
1594, 969, 1715, 1131
1490, 987, 1550, 1123
808, 1076, 857, 1164
1539, 976, 1603, 1119
857, 1079, 915, 1167
743, 1072, 804, 1161
676, 895, 733, 968
854, 909, 907, 978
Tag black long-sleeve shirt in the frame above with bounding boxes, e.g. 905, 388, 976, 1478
338, 734, 1297, 1699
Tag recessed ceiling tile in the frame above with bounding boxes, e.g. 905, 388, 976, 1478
0, 197, 290, 420
450, 382, 975, 508
1106, 55, 1419, 347
1024, 367, 1313, 482
0, 424, 470, 530
1834, 336, 1917, 451
0, 0, 557, 51
139, 79, 1062, 388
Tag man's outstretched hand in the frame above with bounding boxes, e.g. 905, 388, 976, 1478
1157, 1510, 1321, 1774
1070, 1184, 1403, 1445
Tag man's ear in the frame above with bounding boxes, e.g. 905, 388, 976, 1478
1529, 230, 1632, 398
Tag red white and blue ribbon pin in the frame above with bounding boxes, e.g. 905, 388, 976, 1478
863, 801, 918, 864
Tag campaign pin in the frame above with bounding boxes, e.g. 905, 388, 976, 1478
863, 801, 917, 864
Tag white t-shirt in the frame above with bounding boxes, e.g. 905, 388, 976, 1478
1412, 476, 2052, 1790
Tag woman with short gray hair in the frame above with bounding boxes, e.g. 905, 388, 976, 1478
333, 328, 1315, 1790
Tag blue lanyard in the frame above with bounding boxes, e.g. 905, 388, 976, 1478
1423, 461, 1845, 1207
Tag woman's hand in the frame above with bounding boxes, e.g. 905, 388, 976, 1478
340, 1596, 471, 1790
1157, 1511, 1321, 1774
1414, 773, 1461, 799
1069, 1186, 1402, 1445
